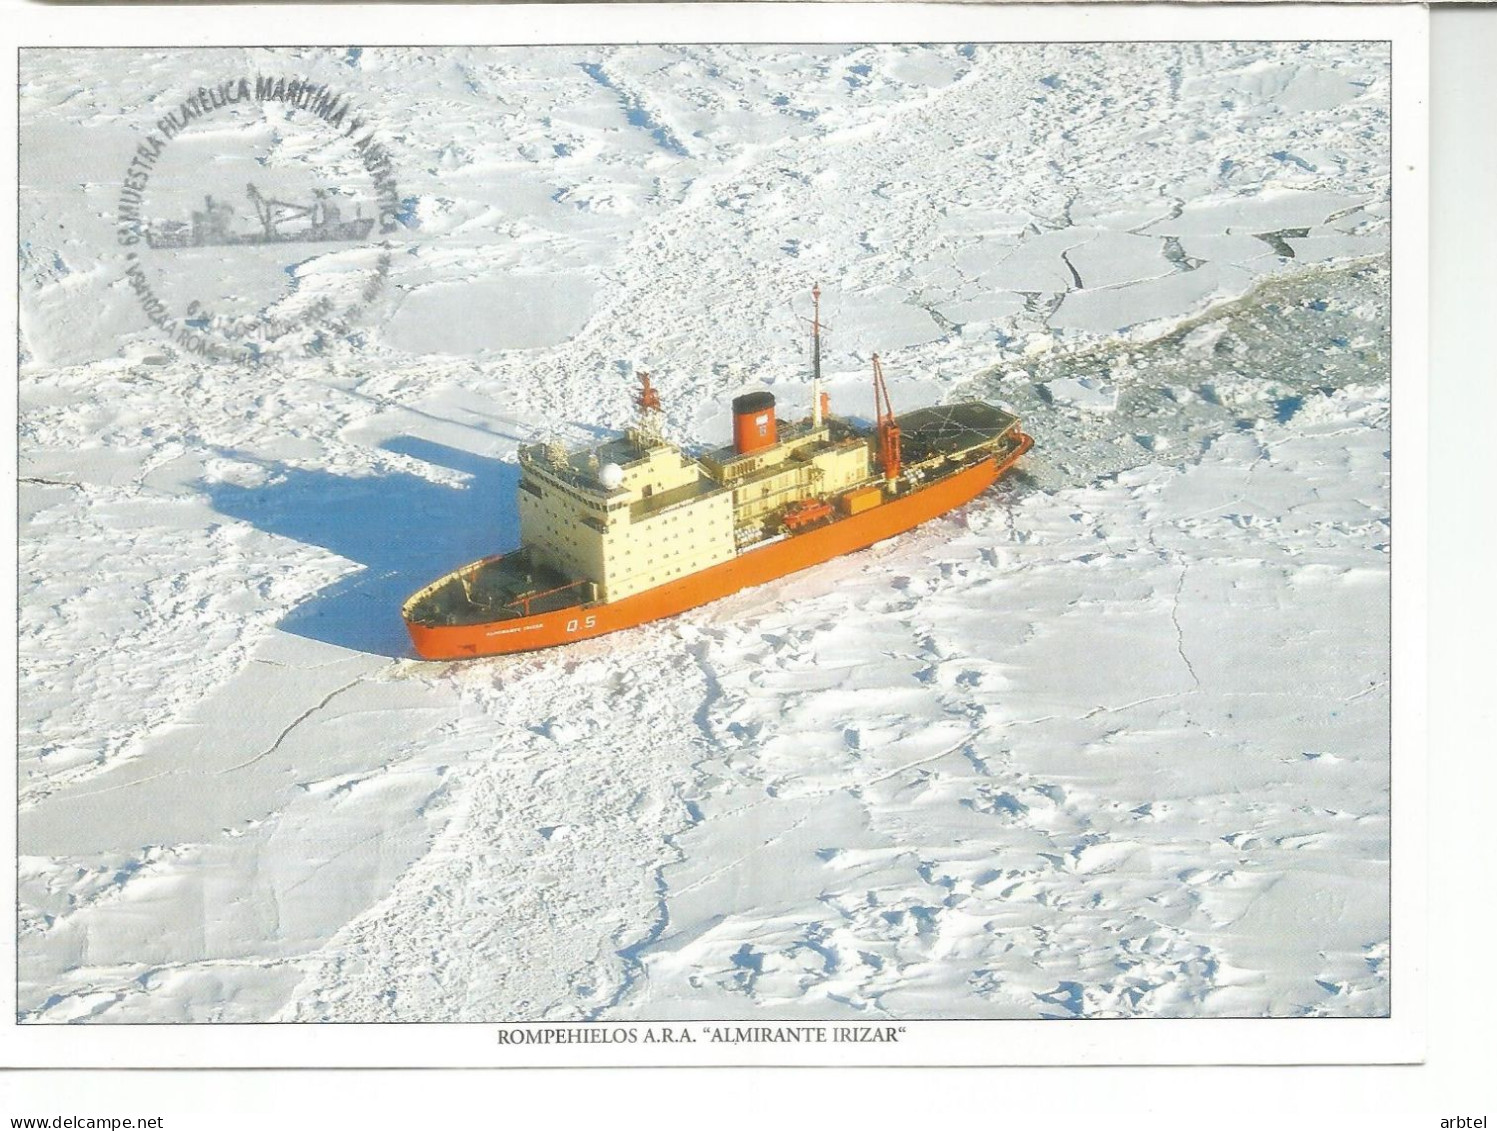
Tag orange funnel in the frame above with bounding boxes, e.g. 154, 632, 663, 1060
732, 392, 777, 454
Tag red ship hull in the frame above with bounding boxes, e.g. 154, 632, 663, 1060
404, 435, 1031, 660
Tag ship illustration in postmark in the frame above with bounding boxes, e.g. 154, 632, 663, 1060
145, 184, 376, 249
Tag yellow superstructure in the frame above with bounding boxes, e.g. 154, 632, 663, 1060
701, 420, 871, 529
517, 397, 877, 602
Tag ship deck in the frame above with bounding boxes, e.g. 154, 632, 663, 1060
630, 472, 724, 521
897, 402, 1021, 465
403, 549, 588, 628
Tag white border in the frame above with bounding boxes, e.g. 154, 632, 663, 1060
4, 3, 1427, 1072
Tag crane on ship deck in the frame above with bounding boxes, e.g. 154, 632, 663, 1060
871, 352, 902, 485
245, 183, 317, 240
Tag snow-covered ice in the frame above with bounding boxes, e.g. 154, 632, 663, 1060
17, 41, 1391, 1024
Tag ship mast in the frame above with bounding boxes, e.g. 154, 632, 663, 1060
871, 352, 902, 485
810, 284, 828, 428
630, 370, 665, 447
636, 370, 662, 416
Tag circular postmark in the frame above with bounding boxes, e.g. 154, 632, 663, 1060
115, 74, 402, 364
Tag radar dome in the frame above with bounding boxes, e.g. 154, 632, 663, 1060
598, 462, 625, 490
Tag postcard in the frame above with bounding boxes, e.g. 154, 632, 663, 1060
6, 2, 1427, 1071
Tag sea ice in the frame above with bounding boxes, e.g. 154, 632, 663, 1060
16, 40, 1392, 1025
